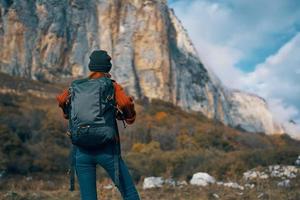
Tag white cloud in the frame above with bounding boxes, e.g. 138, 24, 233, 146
169, 0, 300, 76
242, 33, 300, 138
171, 0, 300, 91
169, 0, 300, 138
244, 33, 300, 106
268, 99, 300, 139
194, 39, 245, 87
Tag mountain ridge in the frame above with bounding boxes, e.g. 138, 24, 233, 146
0, 0, 285, 136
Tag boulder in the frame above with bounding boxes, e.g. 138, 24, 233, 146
244, 165, 298, 182
269, 165, 298, 179
177, 180, 188, 186
143, 177, 164, 189
189, 172, 215, 186
243, 170, 269, 180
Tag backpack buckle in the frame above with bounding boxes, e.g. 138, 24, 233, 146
66, 131, 71, 137
106, 95, 114, 101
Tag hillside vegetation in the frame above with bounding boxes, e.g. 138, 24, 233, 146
0, 72, 299, 183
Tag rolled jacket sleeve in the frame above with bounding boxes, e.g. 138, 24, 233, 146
56, 88, 70, 119
113, 82, 136, 124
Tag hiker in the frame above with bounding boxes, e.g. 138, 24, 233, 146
56, 50, 141, 200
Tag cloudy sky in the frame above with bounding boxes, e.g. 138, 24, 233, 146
169, 0, 300, 138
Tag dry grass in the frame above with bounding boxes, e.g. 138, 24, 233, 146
1, 174, 300, 200
1, 73, 300, 200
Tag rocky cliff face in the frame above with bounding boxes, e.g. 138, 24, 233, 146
225, 90, 284, 134
0, 0, 284, 134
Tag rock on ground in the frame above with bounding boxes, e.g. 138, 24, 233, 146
189, 172, 215, 186
243, 165, 299, 181
217, 181, 244, 190
277, 179, 291, 187
143, 177, 164, 189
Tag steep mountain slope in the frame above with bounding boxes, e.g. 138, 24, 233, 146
0, 0, 283, 135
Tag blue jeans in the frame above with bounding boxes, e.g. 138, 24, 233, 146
75, 143, 140, 200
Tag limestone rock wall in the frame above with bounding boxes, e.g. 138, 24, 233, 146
0, 0, 284, 134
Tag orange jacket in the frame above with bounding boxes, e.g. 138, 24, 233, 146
56, 72, 136, 124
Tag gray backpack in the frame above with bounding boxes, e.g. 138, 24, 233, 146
67, 76, 122, 191
68, 77, 118, 149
